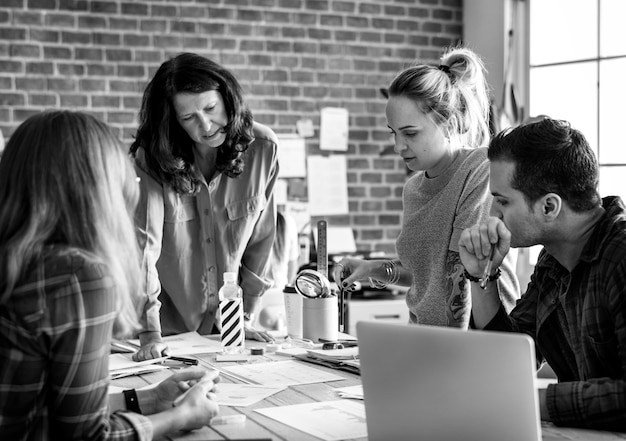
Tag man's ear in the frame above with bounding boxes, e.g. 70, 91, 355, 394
539, 193, 562, 221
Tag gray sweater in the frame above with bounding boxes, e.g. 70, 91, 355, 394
396, 147, 519, 326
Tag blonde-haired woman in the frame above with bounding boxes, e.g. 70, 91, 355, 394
335, 47, 520, 329
0, 111, 219, 440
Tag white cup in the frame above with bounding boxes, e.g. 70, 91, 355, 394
302, 296, 338, 343
283, 285, 302, 339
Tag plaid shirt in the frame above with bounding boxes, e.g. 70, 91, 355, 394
486, 196, 626, 431
0, 248, 152, 440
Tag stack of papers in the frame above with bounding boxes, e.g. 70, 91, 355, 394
293, 347, 360, 374
109, 354, 169, 379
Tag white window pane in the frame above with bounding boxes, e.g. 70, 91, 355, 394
529, 63, 598, 156
600, 0, 626, 57
599, 166, 626, 200
599, 58, 626, 164
530, 0, 597, 65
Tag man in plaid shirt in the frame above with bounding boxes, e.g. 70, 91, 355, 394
459, 117, 626, 431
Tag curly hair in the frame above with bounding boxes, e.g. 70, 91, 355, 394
130, 52, 254, 195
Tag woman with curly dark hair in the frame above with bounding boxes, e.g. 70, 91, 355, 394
130, 53, 278, 360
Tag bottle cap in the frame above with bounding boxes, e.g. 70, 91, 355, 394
283, 284, 297, 294
223, 272, 237, 282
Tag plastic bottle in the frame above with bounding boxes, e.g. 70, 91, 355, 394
219, 272, 245, 354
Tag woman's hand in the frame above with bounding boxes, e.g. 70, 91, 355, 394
332, 258, 385, 291
133, 331, 169, 361
168, 370, 220, 432
244, 323, 275, 343
148, 367, 220, 414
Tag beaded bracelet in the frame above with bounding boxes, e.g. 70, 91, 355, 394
463, 267, 502, 289
369, 259, 401, 289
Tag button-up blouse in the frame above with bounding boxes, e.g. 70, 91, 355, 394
134, 122, 279, 336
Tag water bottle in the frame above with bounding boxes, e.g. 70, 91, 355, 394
219, 272, 245, 354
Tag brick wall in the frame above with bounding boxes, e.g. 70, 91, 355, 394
0, 0, 463, 254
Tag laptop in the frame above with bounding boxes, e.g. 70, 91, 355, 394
357, 321, 541, 441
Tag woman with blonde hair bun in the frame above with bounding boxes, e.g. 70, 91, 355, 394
335, 47, 520, 329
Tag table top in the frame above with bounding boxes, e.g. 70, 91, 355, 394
110, 340, 626, 441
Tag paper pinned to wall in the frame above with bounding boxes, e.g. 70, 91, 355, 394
277, 133, 307, 178
306, 155, 349, 216
320, 107, 349, 151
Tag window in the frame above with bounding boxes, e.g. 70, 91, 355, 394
529, 0, 626, 200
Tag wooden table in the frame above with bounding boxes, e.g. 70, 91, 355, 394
111, 342, 626, 441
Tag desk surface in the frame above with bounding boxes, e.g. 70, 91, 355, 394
111, 342, 626, 441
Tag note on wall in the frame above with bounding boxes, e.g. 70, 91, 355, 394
277, 133, 307, 178
306, 155, 349, 216
320, 107, 349, 151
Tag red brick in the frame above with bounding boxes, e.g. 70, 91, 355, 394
0, 60, 23, 73
26, 62, 53, 74
78, 15, 106, 29
58, 0, 88, 11
60, 94, 88, 107
62, 31, 91, 45
91, 1, 118, 13
14, 11, 43, 25
121, 2, 148, 15
30, 93, 58, 106
30, 29, 59, 42
47, 78, 77, 91
11, 44, 40, 58
0, 93, 25, 105
87, 63, 115, 76
110, 17, 138, 31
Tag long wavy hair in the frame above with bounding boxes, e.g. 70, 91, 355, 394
130, 52, 255, 195
0, 110, 142, 337
388, 46, 491, 149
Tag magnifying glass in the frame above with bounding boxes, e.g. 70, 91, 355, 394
294, 269, 332, 299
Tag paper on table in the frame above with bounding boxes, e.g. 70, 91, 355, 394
127, 332, 222, 356
256, 400, 367, 441
220, 360, 344, 387
334, 385, 364, 400
215, 383, 286, 407
109, 354, 169, 379
306, 347, 359, 361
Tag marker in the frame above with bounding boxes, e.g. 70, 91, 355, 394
480, 245, 497, 289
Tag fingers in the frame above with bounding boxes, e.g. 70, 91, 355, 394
169, 366, 214, 383
244, 325, 275, 343
132, 342, 169, 361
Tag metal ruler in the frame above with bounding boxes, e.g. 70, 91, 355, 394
316, 219, 328, 277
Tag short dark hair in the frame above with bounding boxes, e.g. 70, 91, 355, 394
488, 117, 601, 212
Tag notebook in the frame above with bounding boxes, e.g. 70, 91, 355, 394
357, 321, 541, 441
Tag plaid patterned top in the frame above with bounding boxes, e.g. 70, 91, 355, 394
486, 196, 626, 431
0, 247, 152, 440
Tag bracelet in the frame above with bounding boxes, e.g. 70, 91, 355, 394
463, 267, 501, 289
369, 259, 401, 289
123, 389, 142, 414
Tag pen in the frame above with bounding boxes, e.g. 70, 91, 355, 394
167, 356, 198, 365
480, 245, 496, 289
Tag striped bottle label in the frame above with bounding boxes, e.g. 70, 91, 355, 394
220, 298, 244, 352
